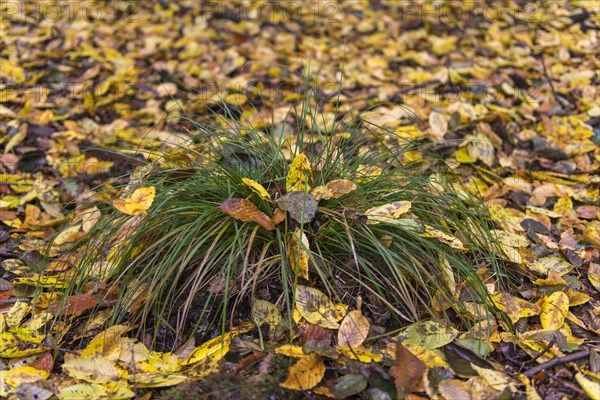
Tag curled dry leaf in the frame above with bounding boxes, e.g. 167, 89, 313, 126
288, 229, 310, 280
280, 353, 325, 390
337, 310, 370, 348
219, 198, 275, 231
312, 179, 357, 201
113, 186, 155, 216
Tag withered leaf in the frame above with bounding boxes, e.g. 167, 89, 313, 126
219, 198, 275, 231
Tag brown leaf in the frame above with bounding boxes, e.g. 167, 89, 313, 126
219, 198, 275, 231
390, 342, 426, 398
48, 292, 98, 316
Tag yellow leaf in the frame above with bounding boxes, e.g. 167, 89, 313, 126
422, 225, 466, 250
365, 201, 412, 223
0, 366, 49, 397
336, 346, 383, 363
525, 383, 543, 400
252, 300, 282, 333
288, 229, 310, 280
140, 352, 182, 373
280, 353, 325, 390
295, 285, 339, 329
398, 321, 458, 349
242, 178, 270, 200
274, 344, 306, 358
0, 329, 49, 358
80, 325, 130, 361
471, 364, 512, 391
540, 292, 569, 330
6, 301, 31, 329
13, 275, 69, 289
0, 58, 25, 83
589, 263, 600, 292
527, 257, 574, 276
57, 382, 134, 400
62, 359, 122, 384
286, 153, 311, 192
576, 373, 600, 400
553, 197, 573, 216
182, 332, 234, 365
311, 185, 334, 201
113, 187, 155, 216
492, 293, 541, 323
128, 372, 187, 388
337, 310, 370, 348
355, 165, 381, 183
585, 221, 600, 248
402, 343, 450, 369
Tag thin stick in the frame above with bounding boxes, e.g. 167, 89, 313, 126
524, 350, 590, 378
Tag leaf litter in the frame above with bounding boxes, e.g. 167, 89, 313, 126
0, 1, 598, 399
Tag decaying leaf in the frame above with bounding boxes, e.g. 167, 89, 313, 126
295, 285, 339, 329
252, 300, 282, 334
399, 321, 458, 349
286, 153, 311, 192
390, 342, 426, 398
365, 201, 412, 223
182, 332, 235, 366
287, 228, 310, 280
219, 198, 275, 231
276, 191, 318, 223
540, 292, 569, 330
0, 329, 50, 358
280, 353, 326, 390
337, 310, 369, 348
312, 179, 357, 201
112, 187, 155, 216
62, 359, 122, 384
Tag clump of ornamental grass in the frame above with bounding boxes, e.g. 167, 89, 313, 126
58, 96, 505, 347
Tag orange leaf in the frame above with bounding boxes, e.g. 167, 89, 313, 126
219, 198, 275, 231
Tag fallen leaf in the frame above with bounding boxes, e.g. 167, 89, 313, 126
242, 178, 270, 200
182, 332, 234, 366
295, 285, 339, 329
365, 201, 412, 223
113, 187, 155, 216
540, 292, 569, 330
390, 342, 426, 398
288, 229, 310, 280
286, 153, 311, 192
337, 310, 369, 348
429, 111, 448, 141
219, 198, 275, 231
280, 353, 325, 390
276, 191, 318, 223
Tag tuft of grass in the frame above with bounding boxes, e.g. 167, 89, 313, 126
57, 88, 506, 347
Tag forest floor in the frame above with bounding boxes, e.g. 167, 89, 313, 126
0, 1, 599, 399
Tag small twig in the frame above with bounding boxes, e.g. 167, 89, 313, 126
524, 337, 556, 368
524, 350, 590, 378
535, 51, 572, 110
